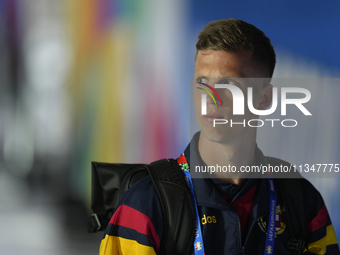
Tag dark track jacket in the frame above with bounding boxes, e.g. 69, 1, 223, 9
100, 134, 339, 255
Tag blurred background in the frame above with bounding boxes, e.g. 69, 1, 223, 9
0, 0, 339, 254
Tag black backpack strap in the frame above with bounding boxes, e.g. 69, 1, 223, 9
266, 157, 308, 255
146, 159, 196, 255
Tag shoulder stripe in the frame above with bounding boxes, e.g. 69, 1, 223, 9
100, 235, 157, 255
105, 224, 156, 248
308, 204, 328, 232
109, 204, 160, 252
307, 224, 338, 255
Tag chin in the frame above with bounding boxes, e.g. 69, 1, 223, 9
199, 121, 241, 144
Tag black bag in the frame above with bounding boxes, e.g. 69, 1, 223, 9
87, 162, 148, 232
87, 158, 196, 255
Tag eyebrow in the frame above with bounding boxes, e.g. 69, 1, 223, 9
194, 77, 239, 83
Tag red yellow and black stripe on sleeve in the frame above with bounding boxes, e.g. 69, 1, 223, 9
306, 204, 339, 255
100, 205, 160, 255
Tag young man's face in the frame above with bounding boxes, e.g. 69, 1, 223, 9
194, 50, 270, 144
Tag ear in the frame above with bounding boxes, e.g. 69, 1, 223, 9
257, 84, 273, 110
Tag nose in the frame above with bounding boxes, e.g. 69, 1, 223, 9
206, 93, 221, 106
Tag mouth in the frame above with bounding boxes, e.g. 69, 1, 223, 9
203, 114, 224, 122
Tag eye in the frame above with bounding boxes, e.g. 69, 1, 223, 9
217, 78, 236, 85
195, 77, 208, 84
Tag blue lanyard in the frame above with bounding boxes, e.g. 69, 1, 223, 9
181, 167, 277, 255
264, 178, 277, 255
181, 169, 206, 255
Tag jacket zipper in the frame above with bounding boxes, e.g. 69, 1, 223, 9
237, 216, 244, 255
243, 214, 266, 252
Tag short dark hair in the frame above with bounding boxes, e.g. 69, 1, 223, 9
196, 18, 276, 78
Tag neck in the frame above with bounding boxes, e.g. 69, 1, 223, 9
198, 132, 257, 186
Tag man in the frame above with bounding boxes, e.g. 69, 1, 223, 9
99, 19, 339, 255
